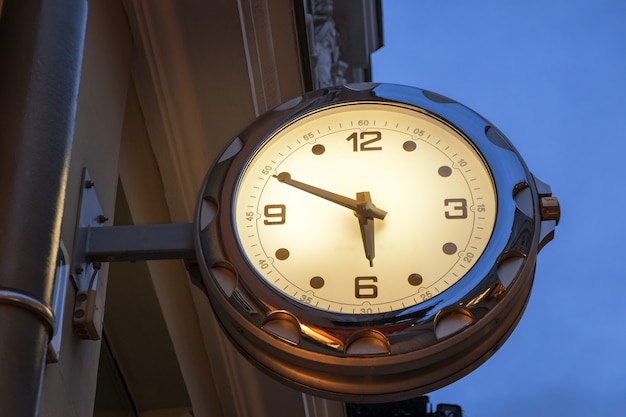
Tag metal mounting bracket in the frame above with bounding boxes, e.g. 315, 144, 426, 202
70, 169, 196, 340
71, 169, 107, 340
72, 169, 107, 292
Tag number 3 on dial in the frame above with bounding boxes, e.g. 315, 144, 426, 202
444, 198, 468, 219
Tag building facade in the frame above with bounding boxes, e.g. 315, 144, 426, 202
0, 1, 382, 416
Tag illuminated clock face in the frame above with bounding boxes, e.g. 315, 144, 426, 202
234, 102, 497, 314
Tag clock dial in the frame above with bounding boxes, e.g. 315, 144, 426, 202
234, 102, 497, 314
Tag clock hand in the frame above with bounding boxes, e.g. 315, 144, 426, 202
274, 172, 387, 220
356, 192, 376, 267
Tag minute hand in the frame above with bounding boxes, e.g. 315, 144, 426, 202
274, 172, 387, 220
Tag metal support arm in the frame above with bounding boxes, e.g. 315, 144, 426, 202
85, 223, 196, 263
72, 222, 196, 341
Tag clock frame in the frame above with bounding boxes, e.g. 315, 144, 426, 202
194, 83, 559, 402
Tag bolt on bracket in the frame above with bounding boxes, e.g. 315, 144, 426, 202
71, 169, 107, 340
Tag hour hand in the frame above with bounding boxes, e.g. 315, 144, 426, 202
356, 192, 376, 267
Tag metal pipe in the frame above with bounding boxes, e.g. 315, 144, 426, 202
0, 1, 87, 415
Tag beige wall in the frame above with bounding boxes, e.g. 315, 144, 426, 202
111, 84, 218, 416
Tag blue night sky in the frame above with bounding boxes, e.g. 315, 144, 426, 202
372, 1, 626, 416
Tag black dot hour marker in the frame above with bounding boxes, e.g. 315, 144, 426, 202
438, 166, 452, 177
275, 248, 289, 260
408, 273, 423, 286
310, 276, 325, 289
403, 141, 416, 152
443, 242, 457, 255
312, 144, 325, 155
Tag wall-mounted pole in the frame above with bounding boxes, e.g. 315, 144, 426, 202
0, 1, 87, 416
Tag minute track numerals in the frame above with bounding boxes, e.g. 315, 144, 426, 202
234, 102, 496, 314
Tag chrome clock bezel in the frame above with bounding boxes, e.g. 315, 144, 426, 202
194, 83, 556, 402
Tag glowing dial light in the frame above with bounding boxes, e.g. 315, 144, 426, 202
234, 102, 497, 314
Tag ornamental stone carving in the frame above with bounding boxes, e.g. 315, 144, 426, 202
309, 0, 348, 88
